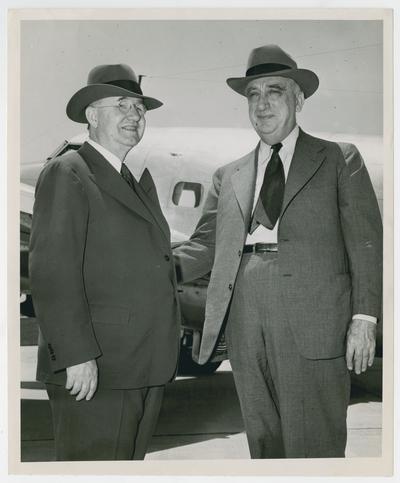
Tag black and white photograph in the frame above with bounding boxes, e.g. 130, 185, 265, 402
6, 5, 395, 479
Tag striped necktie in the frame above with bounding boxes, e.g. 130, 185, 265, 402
120, 162, 137, 191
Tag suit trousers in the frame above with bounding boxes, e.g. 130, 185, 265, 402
225, 252, 351, 458
46, 383, 164, 460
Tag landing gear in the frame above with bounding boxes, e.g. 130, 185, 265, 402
178, 345, 222, 376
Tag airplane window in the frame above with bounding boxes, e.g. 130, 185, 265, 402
172, 182, 203, 208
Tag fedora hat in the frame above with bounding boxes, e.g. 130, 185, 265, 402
66, 64, 163, 123
227, 44, 319, 98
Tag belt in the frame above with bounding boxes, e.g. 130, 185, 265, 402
243, 243, 278, 253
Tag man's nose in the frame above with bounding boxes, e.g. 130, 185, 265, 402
126, 105, 141, 120
256, 93, 270, 110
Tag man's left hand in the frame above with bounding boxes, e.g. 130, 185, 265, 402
346, 318, 376, 374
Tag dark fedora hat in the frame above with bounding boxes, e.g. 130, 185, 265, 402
227, 44, 319, 98
66, 64, 163, 123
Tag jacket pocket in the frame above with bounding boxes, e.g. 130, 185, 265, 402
89, 304, 132, 325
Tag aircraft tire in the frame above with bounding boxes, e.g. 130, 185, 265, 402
178, 347, 222, 376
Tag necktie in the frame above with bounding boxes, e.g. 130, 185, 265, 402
249, 143, 284, 232
120, 163, 137, 191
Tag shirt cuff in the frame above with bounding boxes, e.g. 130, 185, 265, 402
352, 314, 377, 324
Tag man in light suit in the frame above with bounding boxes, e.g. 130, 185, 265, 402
174, 45, 382, 458
30, 64, 180, 460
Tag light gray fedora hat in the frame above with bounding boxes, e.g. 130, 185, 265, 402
227, 44, 319, 98
66, 64, 163, 123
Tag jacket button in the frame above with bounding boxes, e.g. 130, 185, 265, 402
228, 283, 233, 290
164, 255, 170, 262
238, 250, 242, 257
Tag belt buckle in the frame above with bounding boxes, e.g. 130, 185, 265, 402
255, 243, 278, 253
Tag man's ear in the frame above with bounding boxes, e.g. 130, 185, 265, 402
295, 91, 305, 113
85, 105, 98, 128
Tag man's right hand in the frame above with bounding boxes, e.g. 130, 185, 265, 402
65, 359, 98, 401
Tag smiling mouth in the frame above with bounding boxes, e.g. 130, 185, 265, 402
258, 113, 274, 120
121, 125, 138, 132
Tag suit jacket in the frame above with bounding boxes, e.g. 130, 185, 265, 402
30, 142, 180, 389
174, 129, 382, 364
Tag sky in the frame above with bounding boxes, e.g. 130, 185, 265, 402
20, 18, 383, 164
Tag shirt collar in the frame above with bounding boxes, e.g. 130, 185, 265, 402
258, 125, 300, 164
87, 138, 123, 173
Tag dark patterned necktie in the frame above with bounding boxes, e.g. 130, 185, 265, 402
120, 163, 136, 191
250, 142, 284, 232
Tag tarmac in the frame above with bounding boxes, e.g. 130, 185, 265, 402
20, 359, 382, 461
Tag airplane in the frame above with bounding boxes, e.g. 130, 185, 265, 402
20, 127, 384, 409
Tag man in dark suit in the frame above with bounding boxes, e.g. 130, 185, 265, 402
174, 45, 382, 458
30, 64, 180, 460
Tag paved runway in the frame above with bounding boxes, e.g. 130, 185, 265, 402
21, 361, 382, 461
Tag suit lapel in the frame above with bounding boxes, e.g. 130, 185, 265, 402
281, 130, 327, 218
138, 168, 170, 241
139, 167, 156, 197
230, 146, 258, 229
78, 143, 162, 232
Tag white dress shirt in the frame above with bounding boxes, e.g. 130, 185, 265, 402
246, 125, 299, 245
244, 126, 376, 324
87, 139, 123, 173
87, 139, 145, 181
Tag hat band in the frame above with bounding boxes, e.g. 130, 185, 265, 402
246, 63, 293, 77
104, 79, 143, 96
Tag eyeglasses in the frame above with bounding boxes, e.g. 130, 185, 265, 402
92, 99, 147, 117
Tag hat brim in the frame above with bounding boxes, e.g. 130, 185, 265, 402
226, 68, 319, 99
66, 84, 163, 123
